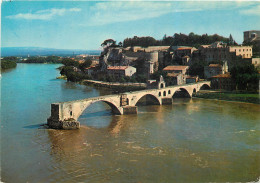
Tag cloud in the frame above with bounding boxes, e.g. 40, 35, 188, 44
88, 2, 202, 26
239, 5, 260, 16
88, 1, 258, 26
6, 8, 81, 20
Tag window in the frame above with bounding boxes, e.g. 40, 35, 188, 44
161, 83, 164, 88
163, 91, 166, 96
159, 92, 161, 97
168, 90, 171, 94
239, 49, 241, 52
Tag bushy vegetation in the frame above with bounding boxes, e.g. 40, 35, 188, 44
60, 57, 93, 82
122, 33, 233, 48
230, 64, 259, 91
1, 60, 17, 70
22, 56, 61, 63
1, 57, 18, 70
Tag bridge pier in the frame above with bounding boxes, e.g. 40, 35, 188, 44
161, 98, 173, 105
47, 81, 211, 130
122, 106, 138, 114
47, 118, 80, 130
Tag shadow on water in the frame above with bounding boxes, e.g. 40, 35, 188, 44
79, 110, 113, 118
23, 123, 47, 129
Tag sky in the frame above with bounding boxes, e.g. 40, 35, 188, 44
1, 0, 260, 50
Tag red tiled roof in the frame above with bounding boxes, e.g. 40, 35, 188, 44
163, 65, 189, 71
211, 73, 231, 78
107, 66, 129, 70
177, 47, 193, 50
209, 64, 222, 67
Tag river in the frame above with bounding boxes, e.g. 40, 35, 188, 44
1, 64, 259, 182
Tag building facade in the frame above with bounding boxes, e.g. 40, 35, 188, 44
210, 73, 235, 91
107, 66, 136, 77
204, 62, 228, 79
199, 42, 252, 70
167, 73, 186, 85
175, 47, 197, 57
244, 30, 260, 43
163, 65, 189, 75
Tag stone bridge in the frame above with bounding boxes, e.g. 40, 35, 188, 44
47, 81, 210, 129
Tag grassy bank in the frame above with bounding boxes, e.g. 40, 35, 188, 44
194, 91, 260, 104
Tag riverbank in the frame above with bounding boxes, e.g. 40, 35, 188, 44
194, 90, 260, 104
1, 60, 17, 70
82, 79, 146, 93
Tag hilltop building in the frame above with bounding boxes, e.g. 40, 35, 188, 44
244, 30, 260, 43
210, 73, 235, 91
175, 47, 197, 57
198, 42, 252, 69
163, 65, 189, 75
167, 73, 186, 85
204, 62, 228, 79
107, 66, 136, 77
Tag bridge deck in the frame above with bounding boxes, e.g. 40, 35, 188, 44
55, 81, 210, 104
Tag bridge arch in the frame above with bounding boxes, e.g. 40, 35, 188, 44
74, 99, 122, 121
134, 93, 161, 106
199, 83, 211, 90
172, 88, 192, 98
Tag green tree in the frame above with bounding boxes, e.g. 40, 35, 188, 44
230, 64, 259, 91
188, 60, 208, 78
1, 60, 17, 69
61, 58, 79, 67
79, 57, 92, 71
101, 39, 116, 47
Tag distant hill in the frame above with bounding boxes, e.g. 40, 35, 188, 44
1, 47, 101, 57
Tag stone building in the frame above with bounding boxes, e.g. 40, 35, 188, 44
244, 30, 260, 43
186, 75, 199, 84
252, 58, 260, 67
175, 47, 197, 57
199, 42, 252, 69
163, 65, 189, 75
147, 75, 166, 89
210, 73, 235, 91
182, 56, 191, 65
204, 62, 228, 79
167, 73, 186, 85
107, 66, 136, 77
85, 65, 99, 76
126, 46, 170, 52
